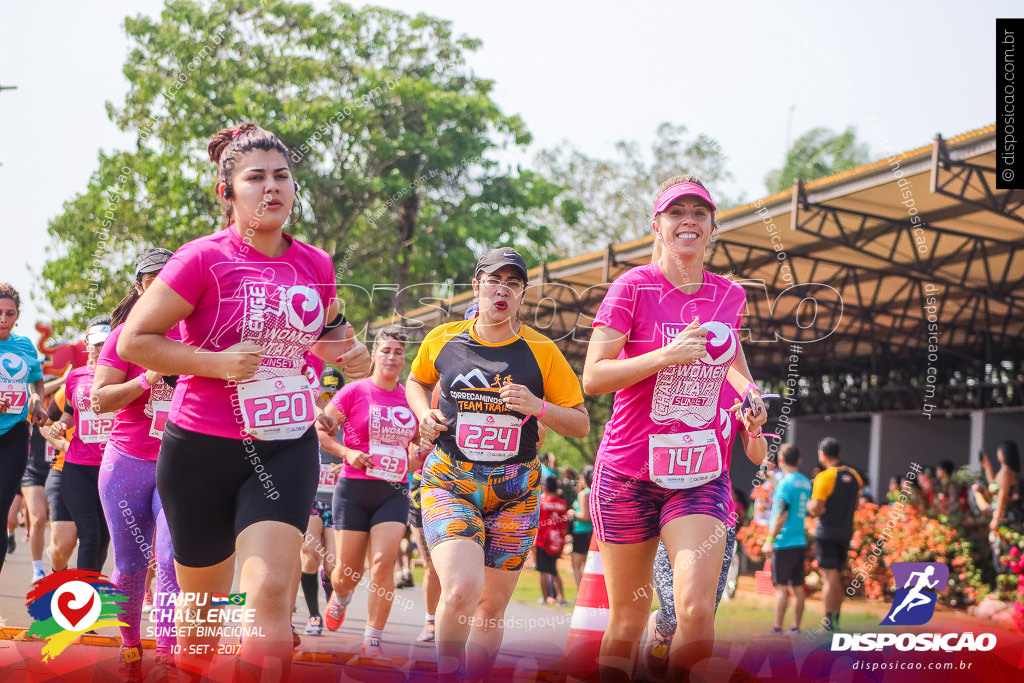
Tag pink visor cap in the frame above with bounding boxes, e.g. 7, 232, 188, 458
653, 182, 717, 215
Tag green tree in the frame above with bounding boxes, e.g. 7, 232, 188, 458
40, 0, 567, 335
764, 126, 871, 194
534, 123, 734, 258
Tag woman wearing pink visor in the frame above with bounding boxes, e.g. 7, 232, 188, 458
583, 175, 767, 680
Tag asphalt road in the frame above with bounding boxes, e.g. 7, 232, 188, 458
0, 526, 576, 681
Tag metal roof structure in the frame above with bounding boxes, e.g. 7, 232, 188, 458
393, 124, 1023, 418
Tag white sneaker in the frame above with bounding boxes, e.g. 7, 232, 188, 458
361, 636, 384, 656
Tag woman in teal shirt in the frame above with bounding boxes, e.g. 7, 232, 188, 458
0, 284, 47, 577
569, 465, 594, 587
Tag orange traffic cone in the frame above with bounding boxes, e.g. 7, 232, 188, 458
561, 536, 608, 678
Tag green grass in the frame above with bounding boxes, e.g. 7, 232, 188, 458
406, 567, 992, 641
408, 558, 583, 612
508, 564, 578, 610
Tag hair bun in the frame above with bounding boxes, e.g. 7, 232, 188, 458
208, 122, 262, 165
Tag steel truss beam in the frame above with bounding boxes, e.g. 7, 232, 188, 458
789, 181, 1024, 313
931, 134, 1024, 224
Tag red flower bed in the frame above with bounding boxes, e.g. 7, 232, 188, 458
736, 495, 983, 607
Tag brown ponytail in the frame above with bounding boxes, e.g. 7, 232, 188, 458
208, 122, 293, 228
110, 287, 140, 328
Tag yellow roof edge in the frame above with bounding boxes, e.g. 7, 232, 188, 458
718, 122, 996, 216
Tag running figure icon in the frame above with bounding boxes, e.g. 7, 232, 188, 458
887, 566, 938, 622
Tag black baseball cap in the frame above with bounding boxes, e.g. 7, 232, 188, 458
320, 367, 344, 393
474, 247, 528, 282
134, 248, 174, 280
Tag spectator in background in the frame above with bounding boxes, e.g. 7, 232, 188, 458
762, 444, 811, 634
974, 441, 1022, 575
917, 467, 937, 508
859, 488, 874, 506
569, 466, 594, 588
936, 459, 969, 513
539, 452, 557, 482
536, 475, 569, 606
807, 437, 863, 632
560, 466, 578, 512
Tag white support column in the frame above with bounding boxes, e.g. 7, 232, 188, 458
787, 417, 798, 444
969, 411, 986, 471
869, 413, 882, 502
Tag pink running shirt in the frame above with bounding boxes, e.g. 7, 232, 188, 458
592, 264, 747, 481
63, 366, 108, 466
329, 378, 418, 481
158, 226, 337, 440
96, 324, 178, 461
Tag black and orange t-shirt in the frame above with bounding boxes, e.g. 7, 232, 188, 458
811, 465, 864, 541
410, 319, 583, 465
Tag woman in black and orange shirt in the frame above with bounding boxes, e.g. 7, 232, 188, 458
406, 247, 588, 682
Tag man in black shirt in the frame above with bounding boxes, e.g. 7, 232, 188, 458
807, 437, 863, 632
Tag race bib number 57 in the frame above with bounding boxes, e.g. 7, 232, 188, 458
0, 381, 28, 415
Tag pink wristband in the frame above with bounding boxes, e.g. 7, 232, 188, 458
138, 374, 151, 391
742, 382, 759, 397
538, 400, 547, 418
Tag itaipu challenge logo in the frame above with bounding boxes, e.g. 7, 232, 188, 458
26, 570, 128, 660
882, 562, 949, 626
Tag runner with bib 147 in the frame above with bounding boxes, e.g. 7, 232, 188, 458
582, 175, 768, 682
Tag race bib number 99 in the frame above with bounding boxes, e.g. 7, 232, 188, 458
649, 429, 723, 489
456, 412, 521, 462
237, 375, 316, 441
0, 381, 28, 415
318, 463, 339, 493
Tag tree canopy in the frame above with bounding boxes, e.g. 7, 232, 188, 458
535, 123, 734, 258
41, 0, 568, 335
764, 126, 871, 194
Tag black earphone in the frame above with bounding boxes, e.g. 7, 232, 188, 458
222, 183, 298, 199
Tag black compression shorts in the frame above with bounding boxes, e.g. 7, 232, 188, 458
331, 477, 409, 533
157, 421, 319, 567
45, 469, 72, 522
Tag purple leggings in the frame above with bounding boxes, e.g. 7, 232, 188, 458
99, 443, 179, 655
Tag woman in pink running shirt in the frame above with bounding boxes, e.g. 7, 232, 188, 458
51, 322, 114, 575
582, 175, 768, 680
92, 248, 180, 675
319, 327, 422, 656
117, 122, 370, 676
